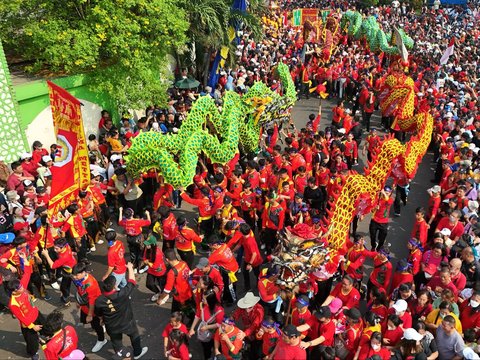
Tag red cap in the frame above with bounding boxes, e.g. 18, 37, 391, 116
13, 222, 29, 232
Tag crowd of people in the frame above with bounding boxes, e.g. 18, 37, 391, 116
2, 0, 480, 360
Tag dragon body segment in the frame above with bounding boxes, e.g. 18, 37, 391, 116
126, 62, 296, 188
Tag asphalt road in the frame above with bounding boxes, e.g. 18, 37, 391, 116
0, 97, 431, 359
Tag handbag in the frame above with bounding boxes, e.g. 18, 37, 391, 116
197, 306, 221, 343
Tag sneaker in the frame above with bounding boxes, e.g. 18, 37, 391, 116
139, 266, 148, 274
92, 339, 108, 353
151, 293, 160, 302
260, 244, 266, 250
97, 240, 104, 245
394, 213, 401, 217
50, 281, 60, 290
90, 246, 96, 252
134, 347, 148, 360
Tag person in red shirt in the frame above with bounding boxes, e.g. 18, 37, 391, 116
188, 288, 224, 360
179, 186, 214, 239
459, 291, 480, 337
434, 210, 464, 242
228, 223, 262, 291
152, 181, 174, 211
363, 128, 382, 162
261, 191, 285, 255
162, 312, 188, 357
256, 316, 281, 359
41, 237, 77, 305
71, 262, 106, 353
243, 161, 261, 190
232, 292, 264, 359
102, 229, 127, 288
175, 216, 202, 269
239, 182, 257, 229
369, 246, 393, 295
343, 133, 358, 169
42, 310, 78, 360
157, 249, 194, 322
342, 234, 377, 287
411, 207, 428, 248
363, 90, 376, 132
407, 238, 423, 276
299, 306, 335, 357
369, 186, 394, 250
156, 206, 178, 251
118, 207, 151, 271
383, 314, 404, 347
142, 235, 166, 302
426, 268, 459, 298
166, 329, 190, 360
291, 295, 312, 339
208, 236, 239, 305
226, 170, 243, 209
323, 275, 361, 310
61, 203, 89, 261
270, 324, 306, 360
213, 316, 244, 360
77, 190, 100, 251
7, 258, 46, 358
358, 331, 391, 360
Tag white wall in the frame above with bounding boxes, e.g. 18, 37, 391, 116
25, 99, 102, 149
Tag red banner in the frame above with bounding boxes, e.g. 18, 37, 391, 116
302, 8, 318, 24
47, 81, 90, 216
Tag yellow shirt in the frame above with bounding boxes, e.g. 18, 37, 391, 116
425, 309, 462, 334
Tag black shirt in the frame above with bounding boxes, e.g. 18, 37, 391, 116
95, 281, 136, 333
303, 186, 325, 210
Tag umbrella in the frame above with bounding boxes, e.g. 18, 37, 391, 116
175, 77, 200, 89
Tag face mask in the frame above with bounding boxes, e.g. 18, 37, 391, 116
371, 344, 381, 351
108, 240, 114, 247
471, 300, 480, 308
73, 275, 86, 287
450, 216, 456, 222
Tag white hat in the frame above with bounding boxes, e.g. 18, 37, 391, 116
402, 328, 423, 341
474, 148, 480, 154
392, 299, 408, 313
428, 185, 441, 193
42, 155, 52, 163
110, 154, 122, 162
468, 200, 479, 211
469, 143, 477, 150
417, 92, 424, 97
448, 102, 455, 107
440, 228, 452, 236
91, 170, 101, 178
20, 152, 32, 160
172, 127, 179, 133
446, 112, 453, 118
237, 292, 260, 309
427, 88, 434, 93
338, 128, 346, 134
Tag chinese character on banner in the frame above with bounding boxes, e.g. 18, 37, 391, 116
46, 81, 90, 218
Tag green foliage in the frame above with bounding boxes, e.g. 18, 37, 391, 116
358, 0, 379, 8
0, 0, 188, 109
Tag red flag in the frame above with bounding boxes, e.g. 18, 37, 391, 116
47, 81, 90, 217
440, 38, 455, 65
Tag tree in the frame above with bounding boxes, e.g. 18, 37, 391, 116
0, 0, 189, 109
177, 0, 265, 84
